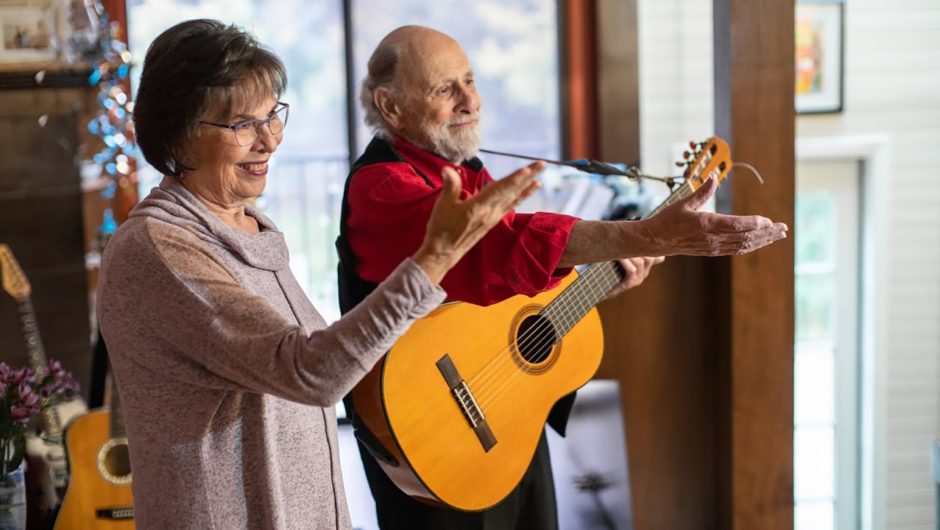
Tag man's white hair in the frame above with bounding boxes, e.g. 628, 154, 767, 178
359, 39, 401, 139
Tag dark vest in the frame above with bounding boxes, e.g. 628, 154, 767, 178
337, 137, 574, 439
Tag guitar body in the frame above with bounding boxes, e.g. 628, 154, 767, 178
56, 410, 134, 530
24, 399, 88, 529
352, 272, 604, 511
349, 136, 735, 511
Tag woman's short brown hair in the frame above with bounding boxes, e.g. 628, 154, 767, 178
133, 19, 287, 177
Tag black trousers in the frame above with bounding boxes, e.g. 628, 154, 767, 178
356, 432, 559, 530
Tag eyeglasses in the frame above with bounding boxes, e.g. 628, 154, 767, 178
199, 102, 290, 146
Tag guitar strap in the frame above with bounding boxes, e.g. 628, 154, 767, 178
336, 137, 575, 447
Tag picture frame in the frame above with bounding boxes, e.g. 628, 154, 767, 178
795, 1, 845, 114
0, 2, 56, 64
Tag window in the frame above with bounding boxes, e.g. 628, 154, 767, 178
794, 159, 862, 530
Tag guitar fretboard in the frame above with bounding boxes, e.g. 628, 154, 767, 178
541, 262, 624, 337
16, 297, 63, 439
537, 146, 725, 341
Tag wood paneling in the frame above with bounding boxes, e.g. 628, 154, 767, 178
0, 68, 94, 396
596, 256, 722, 529
583, 0, 795, 528
559, 0, 598, 159
714, 0, 795, 528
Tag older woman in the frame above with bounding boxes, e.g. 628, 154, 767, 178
96, 19, 542, 529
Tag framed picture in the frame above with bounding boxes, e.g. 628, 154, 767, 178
0, 2, 56, 64
795, 1, 844, 114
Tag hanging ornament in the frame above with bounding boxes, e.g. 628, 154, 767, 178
64, 1, 137, 252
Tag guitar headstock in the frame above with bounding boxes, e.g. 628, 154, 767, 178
676, 137, 732, 192
0, 243, 31, 300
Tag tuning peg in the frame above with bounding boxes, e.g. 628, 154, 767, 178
682, 150, 691, 160
675, 161, 687, 168
689, 141, 697, 150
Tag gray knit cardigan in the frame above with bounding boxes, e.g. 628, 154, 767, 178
97, 177, 445, 529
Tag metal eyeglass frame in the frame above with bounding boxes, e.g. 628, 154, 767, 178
198, 101, 290, 146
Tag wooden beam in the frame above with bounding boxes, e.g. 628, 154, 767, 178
589, 3, 722, 529
559, 0, 598, 159
713, 0, 795, 528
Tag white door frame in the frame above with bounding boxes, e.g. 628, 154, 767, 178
796, 135, 891, 530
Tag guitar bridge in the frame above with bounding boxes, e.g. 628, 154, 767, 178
435, 354, 497, 452
96, 507, 134, 520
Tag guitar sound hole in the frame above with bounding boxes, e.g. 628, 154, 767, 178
101, 442, 131, 479
516, 315, 557, 365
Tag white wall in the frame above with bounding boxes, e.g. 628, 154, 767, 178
797, 2, 940, 528
637, 1, 940, 528
637, 0, 713, 177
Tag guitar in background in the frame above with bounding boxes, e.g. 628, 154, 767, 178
0, 244, 88, 527
351, 138, 732, 510
55, 371, 134, 530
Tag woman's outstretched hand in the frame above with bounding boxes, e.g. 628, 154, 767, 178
413, 162, 544, 284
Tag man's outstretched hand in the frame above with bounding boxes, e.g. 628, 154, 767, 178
637, 176, 788, 257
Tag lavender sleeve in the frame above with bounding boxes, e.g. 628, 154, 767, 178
97, 221, 445, 407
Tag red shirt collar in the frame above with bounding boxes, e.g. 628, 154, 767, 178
389, 135, 485, 187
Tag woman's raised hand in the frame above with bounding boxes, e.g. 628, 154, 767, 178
413, 162, 544, 284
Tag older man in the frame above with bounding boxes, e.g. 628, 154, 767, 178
338, 25, 787, 530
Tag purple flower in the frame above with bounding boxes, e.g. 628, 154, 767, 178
36, 362, 79, 400
7, 383, 40, 425
47, 359, 64, 377
0, 359, 77, 439
10, 404, 36, 424
10, 367, 34, 386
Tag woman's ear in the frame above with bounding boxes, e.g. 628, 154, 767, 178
374, 87, 402, 130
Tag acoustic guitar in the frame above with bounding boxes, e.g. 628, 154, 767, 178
351, 137, 732, 511
0, 244, 88, 523
55, 373, 134, 529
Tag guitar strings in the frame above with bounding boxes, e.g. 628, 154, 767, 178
413, 151, 725, 469
474, 161, 729, 411
468, 183, 695, 403
474, 260, 625, 409
432, 154, 715, 439
468, 175, 706, 412
465, 187, 689, 409
473, 175, 701, 393
431, 261, 611, 420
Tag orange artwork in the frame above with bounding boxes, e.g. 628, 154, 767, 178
795, 15, 823, 95
794, 3, 843, 113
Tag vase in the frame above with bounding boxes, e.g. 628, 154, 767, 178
0, 465, 25, 530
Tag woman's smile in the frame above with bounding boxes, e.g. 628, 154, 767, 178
237, 159, 269, 176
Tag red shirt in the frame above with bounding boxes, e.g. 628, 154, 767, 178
346, 137, 579, 306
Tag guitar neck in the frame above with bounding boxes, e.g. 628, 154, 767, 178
16, 297, 63, 439
17, 297, 48, 372
647, 180, 696, 217
541, 179, 705, 336
542, 261, 624, 337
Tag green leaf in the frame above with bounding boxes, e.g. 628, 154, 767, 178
0, 400, 11, 436
6, 436, 25, 473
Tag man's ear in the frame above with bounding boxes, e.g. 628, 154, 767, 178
374, 87, 402, 130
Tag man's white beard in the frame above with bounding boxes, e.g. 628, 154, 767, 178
424, 114, 482, 163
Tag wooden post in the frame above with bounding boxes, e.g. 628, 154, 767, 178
713, 0, 795, 528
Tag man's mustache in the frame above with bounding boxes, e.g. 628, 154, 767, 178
448, 114, 481, 127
